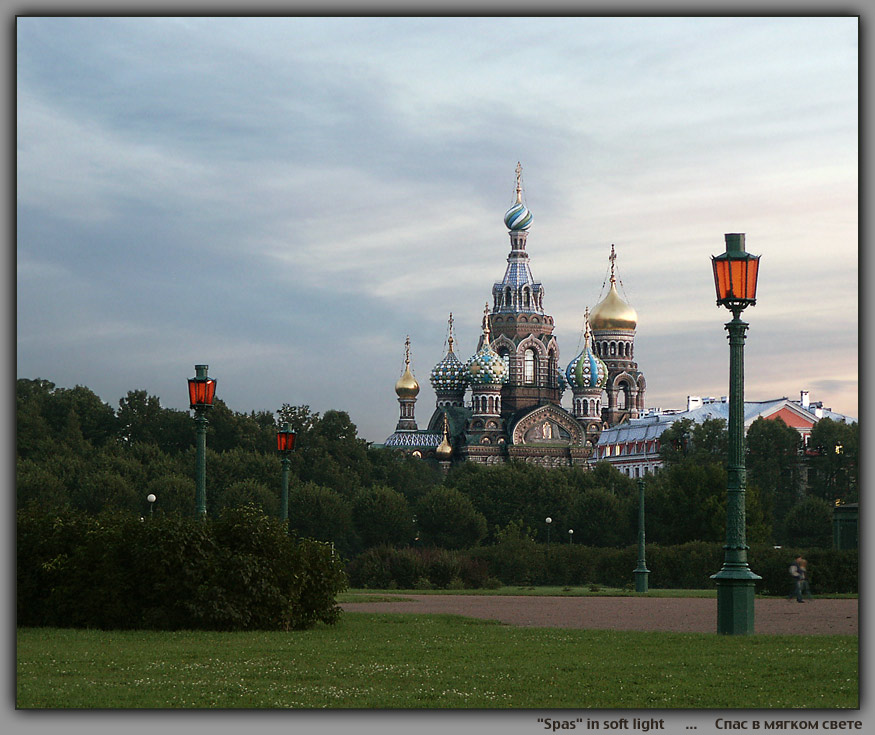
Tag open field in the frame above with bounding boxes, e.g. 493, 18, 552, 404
17, 611, 858, 709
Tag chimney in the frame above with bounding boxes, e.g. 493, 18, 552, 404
800, 390, 810, 408
687, 396, 702, 411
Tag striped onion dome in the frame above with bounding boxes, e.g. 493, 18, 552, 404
567, 312, 608, 391
503, 162, 533, 231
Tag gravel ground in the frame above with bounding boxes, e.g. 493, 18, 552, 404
340, 595, 858, 635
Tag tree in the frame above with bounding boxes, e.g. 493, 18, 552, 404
216, 479, 279, 517
287, 482, 357, 556
415, 487, 487, 549
805, 418, 858, 504
352, 485, 414, 548
782, 496, 833, 549
659, 417, 727, 467
746, 416, 803, 534
568, 488, 628, 547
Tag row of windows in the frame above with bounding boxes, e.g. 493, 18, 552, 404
599, 439, 660, 458
497, 286, 544, 310
595, 340, 633, 359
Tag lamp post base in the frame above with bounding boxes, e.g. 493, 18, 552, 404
713, 576, 758, 635
634, 568, 650, 593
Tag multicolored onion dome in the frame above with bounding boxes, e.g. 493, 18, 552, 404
504, 200, 533, 231
395, 365, 420, 398
466, 344, 508, 385
569, 344, 608, 391
430, 350, 468, 393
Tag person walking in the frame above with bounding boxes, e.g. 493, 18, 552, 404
788, 555, 805, 602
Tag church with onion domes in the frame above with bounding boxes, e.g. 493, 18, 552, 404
381, 164, 646, 467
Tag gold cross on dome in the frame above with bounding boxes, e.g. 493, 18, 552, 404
609, 244, 617, 283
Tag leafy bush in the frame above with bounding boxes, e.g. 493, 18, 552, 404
16, 505, 347, 630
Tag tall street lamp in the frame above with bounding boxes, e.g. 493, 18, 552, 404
545, 516, 552, 545
188, 364, 217, 518
147, 493, 156, 518
634, 478, 650, 593
568, 529, 573, 545
276, 422, 297, 521
710, 233, 762, 634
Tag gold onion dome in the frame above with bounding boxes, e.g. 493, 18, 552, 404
589, 245, 637, 331
395, 336, 420, 398
435, 414, 453, 460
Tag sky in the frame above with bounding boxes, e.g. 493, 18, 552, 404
16, 16, 859, 443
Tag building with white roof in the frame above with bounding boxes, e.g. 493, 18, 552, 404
591, 391, 856, 478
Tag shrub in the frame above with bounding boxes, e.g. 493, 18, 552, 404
16, 505, 347, 630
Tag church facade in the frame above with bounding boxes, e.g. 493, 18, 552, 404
382, 165, 646, 468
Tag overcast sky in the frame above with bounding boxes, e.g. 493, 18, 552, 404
16, 16, 858, 442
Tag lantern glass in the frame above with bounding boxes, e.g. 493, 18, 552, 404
277, 429, 296, 452
188, 377, 217, 408
711, 254, 760, 306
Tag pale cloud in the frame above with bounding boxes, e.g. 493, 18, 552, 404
16, 17, 858, 441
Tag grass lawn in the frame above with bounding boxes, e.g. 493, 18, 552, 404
17, 613, 858, 709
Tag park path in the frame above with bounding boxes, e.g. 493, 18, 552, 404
341, 595, 858, 635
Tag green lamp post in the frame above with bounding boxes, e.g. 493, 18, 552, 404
276, 422, 297, 521
188, 364, 217, 518
634, 478, 650, 593
710, 233, 762, 634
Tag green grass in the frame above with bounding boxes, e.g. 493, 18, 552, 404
17, 615, 858, 709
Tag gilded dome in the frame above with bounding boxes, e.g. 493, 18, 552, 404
435, 413, 453, 460
395, 365, 420, 398
395, 336, 420, 398
589, 282, 638, 331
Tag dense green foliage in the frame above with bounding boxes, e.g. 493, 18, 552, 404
17, 505, 347, 630
17, 620, 858, 708
16, 377, 855, 566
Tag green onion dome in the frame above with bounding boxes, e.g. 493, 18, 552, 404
466, 305, 508, 385
430, 348, 468, 392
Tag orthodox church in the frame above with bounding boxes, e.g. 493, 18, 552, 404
382, 165, 646, 467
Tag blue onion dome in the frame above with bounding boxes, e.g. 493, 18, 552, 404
573, 343, 608, 391
430, 318, 468, 392
466, 305, 508, 385
395, 337, 420, 398
503, 162, 533, 231
568, 311, 608, 391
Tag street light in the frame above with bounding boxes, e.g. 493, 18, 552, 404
276, 422, 296, 521
568, 529, 573, 545
709, 233, 762, 634
545, 517, 552, 545
634, 478, 650, 593
147, 493, 156, 518
188, 364, 217, 517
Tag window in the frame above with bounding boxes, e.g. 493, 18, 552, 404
524, 349, 536, 383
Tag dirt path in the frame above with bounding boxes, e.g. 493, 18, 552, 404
341, 595, 858, 635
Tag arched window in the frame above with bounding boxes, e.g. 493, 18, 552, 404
524, 348, 536, 383
582, 399, 589, 416
499, 349, 510, 378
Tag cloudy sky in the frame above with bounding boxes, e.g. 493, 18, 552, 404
16, 16, 858, 443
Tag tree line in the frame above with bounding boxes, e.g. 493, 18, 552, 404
17, 378, 857, 556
